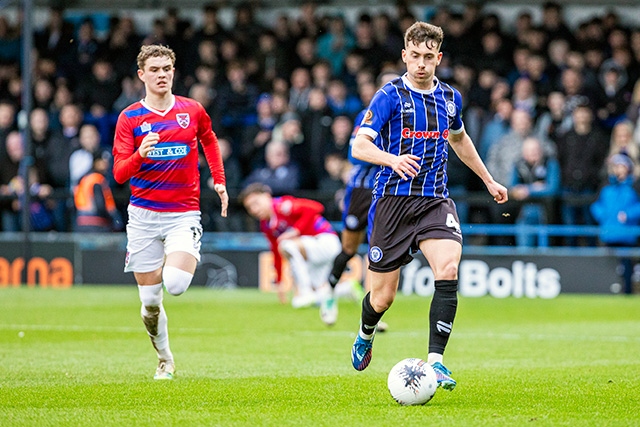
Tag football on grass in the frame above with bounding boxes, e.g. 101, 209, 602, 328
387, 358, 438, 405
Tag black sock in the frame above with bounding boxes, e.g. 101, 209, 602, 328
328, 250, 354, 288
361, 292, 385, 335
429, 280, 458, 354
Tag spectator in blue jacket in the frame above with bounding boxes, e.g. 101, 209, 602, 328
591, 153, 640, 294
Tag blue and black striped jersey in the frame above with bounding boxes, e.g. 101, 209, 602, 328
357, 74, 464, 199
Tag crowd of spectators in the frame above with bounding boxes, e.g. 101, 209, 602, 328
1, 2, 640, 245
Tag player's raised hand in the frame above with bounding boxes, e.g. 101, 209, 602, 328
214, 183, 228, 217
139, 132, 159, 158
390, 154, 421, 180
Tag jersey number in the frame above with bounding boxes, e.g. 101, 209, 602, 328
446, 213, 461, 233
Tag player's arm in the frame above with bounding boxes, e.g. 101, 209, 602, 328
287, 198, 325, 236
351, 92, 420, 180
265, 230, 287, 304
348, 110, 372, 167
352, 134, 420, 181
112, 113, 159, 184
198, 104, 228, 217
268, 236, 283, 284
448, 128, 508, 204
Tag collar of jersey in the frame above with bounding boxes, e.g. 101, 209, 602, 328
140, 95, 176, 117
401, 75, 439, 95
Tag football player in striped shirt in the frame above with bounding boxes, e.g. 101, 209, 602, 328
349, 22, 508, 390
113, 45, 228, 380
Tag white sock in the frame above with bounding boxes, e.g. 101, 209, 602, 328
138, 284, 173, 362
334, 280, 355, 298
281, 241, 313, 295
427, 353, 443, 365
359, 328, 376, 340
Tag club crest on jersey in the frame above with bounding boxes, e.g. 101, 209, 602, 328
369, 246, 383, 263
446, 101, 457, 117
140, 122, 152, 133
278, 199, 292, 215
363, 110, 373, 125
176, 113, 190, 129
403, 101, 414, 113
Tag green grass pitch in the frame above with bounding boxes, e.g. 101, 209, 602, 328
1, 286, 639, 426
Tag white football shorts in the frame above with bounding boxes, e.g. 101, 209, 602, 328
299, 233, 341, 289
124, 205, 203, 273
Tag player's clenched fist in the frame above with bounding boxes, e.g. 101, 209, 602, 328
139, 132, 159, 158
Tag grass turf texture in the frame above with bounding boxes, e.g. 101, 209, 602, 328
1, 287, 639, 427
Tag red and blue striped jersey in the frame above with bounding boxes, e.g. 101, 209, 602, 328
357, 75, 464, 199
113, 95, 226, 212
260, 196, 336, 282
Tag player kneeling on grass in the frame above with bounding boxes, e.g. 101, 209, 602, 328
112, 45, 228, 380
240, 183, 360, 310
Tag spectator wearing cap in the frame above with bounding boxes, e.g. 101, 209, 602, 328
591, 153, 640, 293
595, 59, 631, 130
607, 120, 640, 178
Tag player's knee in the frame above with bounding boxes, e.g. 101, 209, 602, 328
436, 262, 459, 281
163, 266, 194, 296
278, 239, 299, 259
370, 290, 395, 312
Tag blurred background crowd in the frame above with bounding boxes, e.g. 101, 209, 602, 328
1, 1, 640, 246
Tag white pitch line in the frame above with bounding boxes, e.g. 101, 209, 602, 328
2, 324, 639, 343
297, 329, 640, 343
0, 324, 213, 334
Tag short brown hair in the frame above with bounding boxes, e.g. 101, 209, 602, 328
404, 22, 444, 51
238, 182, 272, 205
136, 44, 176, 70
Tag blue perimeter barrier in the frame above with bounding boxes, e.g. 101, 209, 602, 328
3, 225, 640, 257
192, 224, 640, 259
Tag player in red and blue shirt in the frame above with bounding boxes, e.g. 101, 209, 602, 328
112, 45, 228, 381
240, 183, 340, 309
113, 95, 225, 211
349, 22, 509, 385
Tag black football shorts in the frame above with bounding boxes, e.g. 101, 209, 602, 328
343, 187, 372, 232
367, 196, 462, 272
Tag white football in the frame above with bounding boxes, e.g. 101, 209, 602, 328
387, 358, 438, 405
